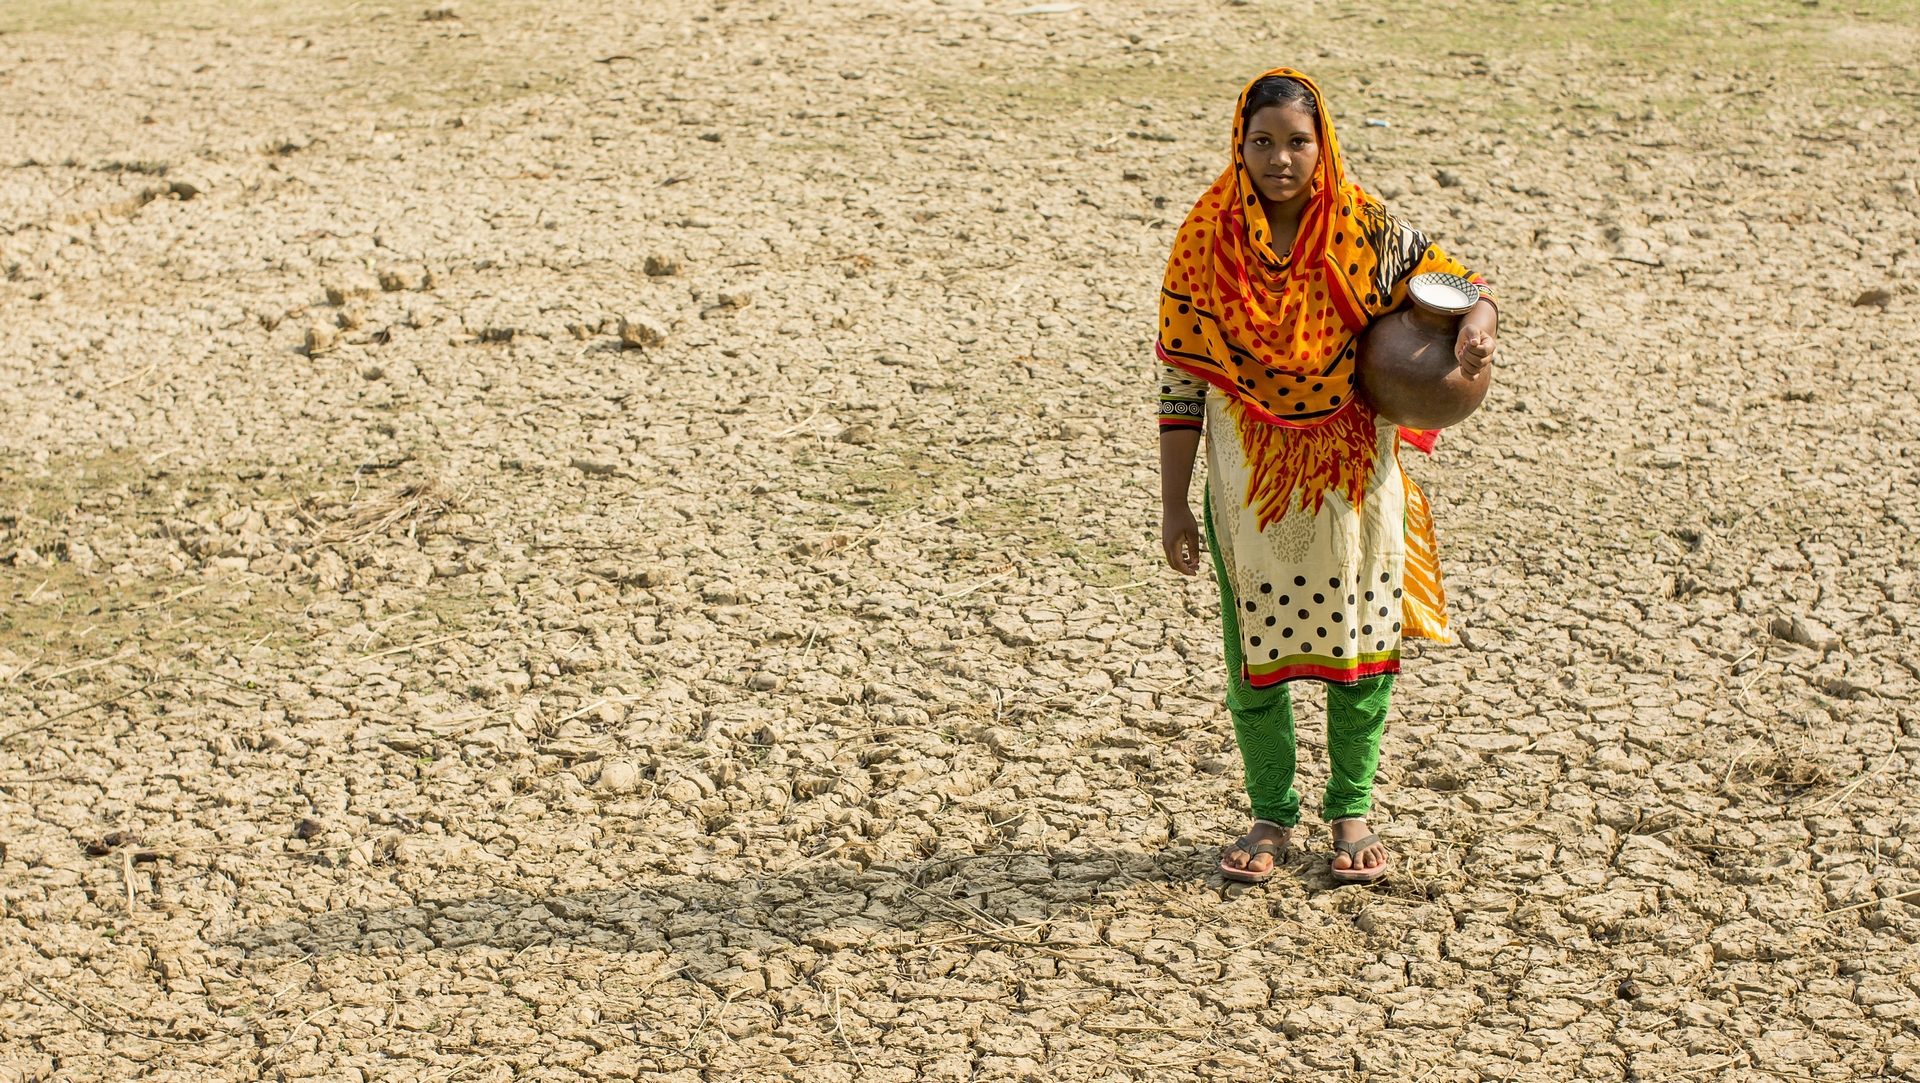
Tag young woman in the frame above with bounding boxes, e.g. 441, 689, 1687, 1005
1157, 69, 1497, 884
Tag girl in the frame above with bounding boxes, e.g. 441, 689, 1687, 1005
1157, 70, 1497, 884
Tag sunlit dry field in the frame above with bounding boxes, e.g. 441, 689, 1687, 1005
2, 1, 1918, 1079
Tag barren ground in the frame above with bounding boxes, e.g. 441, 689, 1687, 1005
2, 1, 1919, 1080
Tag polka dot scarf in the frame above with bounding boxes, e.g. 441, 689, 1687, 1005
1155, 68, 1381, 428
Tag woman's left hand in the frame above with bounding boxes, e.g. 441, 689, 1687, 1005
1455, 300, 1497, 378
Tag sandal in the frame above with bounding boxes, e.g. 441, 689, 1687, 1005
1328, 817, 1390, 884
1219, 819, 1292, 884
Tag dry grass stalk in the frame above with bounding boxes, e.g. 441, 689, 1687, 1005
123, 847, 137, 915
90, 362, 157, 394
129, 581, 213, 612
1825, 885, 1920, 919
352, 629, 482, 662
1808, 748, 1901, 814
0, 675, 181, 744
320, 477, 460, 543
27, 646, 137, 688
1735, 740, 1838, 793
831, 988, 865, 1070
24, 978, 225, 1047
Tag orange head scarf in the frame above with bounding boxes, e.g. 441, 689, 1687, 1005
1156, 68, 1387, 429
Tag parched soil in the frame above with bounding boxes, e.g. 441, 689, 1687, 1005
2, 1, 1918, 1080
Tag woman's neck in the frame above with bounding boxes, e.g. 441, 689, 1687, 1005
1257, 192, 1310, 256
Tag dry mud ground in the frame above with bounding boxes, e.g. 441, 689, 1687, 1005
1, 0, 1919, 1079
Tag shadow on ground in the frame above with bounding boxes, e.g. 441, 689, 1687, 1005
225, 842, 1356, 960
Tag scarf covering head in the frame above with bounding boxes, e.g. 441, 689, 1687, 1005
1156, 68, 1383, 429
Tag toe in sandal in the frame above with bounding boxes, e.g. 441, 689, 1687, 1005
1328, 821, 1390, 884
1219, 820, 1290, 884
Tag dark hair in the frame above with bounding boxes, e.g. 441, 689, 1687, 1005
1242, 76, 1318, 128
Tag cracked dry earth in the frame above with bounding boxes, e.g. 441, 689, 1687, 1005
2, 0, 1919, 1080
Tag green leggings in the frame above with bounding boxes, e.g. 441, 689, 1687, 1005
1207, 495, 1394, 827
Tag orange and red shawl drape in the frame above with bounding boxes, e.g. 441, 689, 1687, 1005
1156, 68, 1489, 530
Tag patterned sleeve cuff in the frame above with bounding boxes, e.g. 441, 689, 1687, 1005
1158, 398, 1205, 430
1158, 362, 1207, 430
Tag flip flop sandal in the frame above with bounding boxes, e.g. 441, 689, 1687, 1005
1328, 817, 1390, 884
1219, 819, 1291, 884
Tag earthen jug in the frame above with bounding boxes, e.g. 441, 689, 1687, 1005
1357, 303, 1490, 430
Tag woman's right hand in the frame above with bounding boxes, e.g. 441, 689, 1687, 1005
1162, 504, 1201, 576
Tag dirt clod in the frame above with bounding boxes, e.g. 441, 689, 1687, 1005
324, 280, 375, 306
82, 831, 138, 856
303, 322, 338, 355
618, 314, 667, 348
1770, 614, 1840, 652
596, 760, 640, 792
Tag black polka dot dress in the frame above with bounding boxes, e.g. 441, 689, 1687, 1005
1198, 386, 1438, 686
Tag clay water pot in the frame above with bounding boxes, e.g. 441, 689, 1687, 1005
1357, 275, 1490, 430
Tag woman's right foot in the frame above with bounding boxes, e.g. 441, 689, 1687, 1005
1219, 819, 1291, 882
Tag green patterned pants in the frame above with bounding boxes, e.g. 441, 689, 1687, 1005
1206, 493, 1394, 827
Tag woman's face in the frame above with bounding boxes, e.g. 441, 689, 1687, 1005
1242, 102, 1319, 209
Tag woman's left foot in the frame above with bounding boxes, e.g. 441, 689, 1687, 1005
1328, 816, 1389, 883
